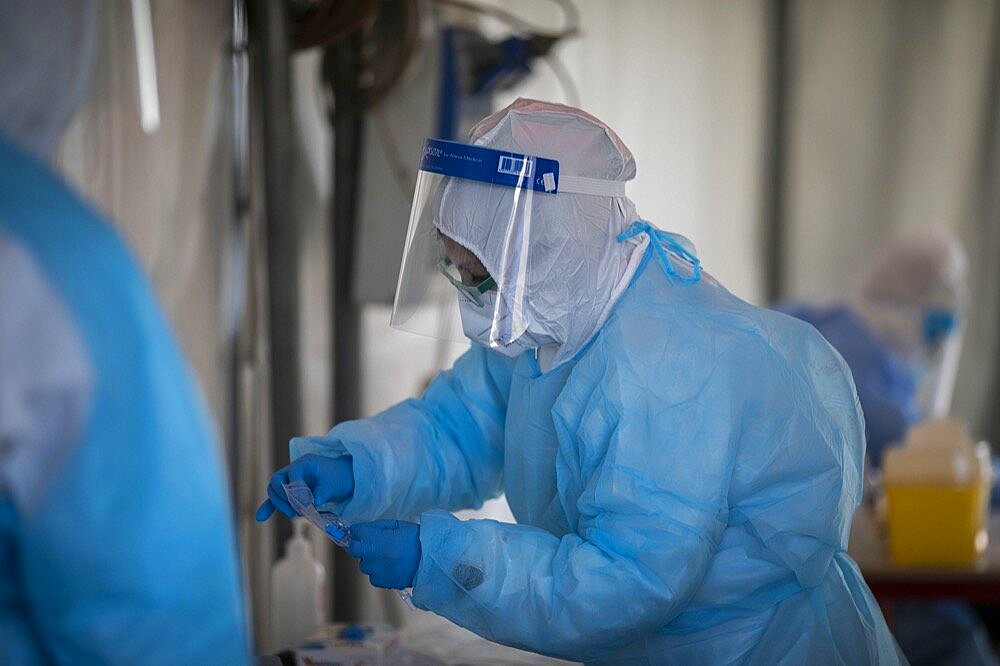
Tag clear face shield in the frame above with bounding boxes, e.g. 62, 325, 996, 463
918, 306, 963, 418
869, 299, 965, 418
391, 138, 625, 350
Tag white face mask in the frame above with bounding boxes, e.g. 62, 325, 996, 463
458, 291, 555, 358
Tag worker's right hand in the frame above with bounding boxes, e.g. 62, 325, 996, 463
254, 453, 355, 522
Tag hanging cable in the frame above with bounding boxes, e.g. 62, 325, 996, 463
288, 0, 378, 50
433, 0, 579, 39
543, 53, 580, 106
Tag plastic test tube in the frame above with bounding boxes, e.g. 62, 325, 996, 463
282, 481, 415, 608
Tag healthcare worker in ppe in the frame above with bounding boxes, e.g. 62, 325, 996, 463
778, 237, 998, 666
258, 98, 903, 664
0, 1, 248, 663
778, 233, 968, 467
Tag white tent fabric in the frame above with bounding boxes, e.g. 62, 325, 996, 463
57, 0, 231, 425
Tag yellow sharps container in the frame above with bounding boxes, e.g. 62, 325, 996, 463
882, 419, 992, 567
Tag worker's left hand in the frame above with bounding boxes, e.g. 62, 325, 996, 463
346, 519, 421, 589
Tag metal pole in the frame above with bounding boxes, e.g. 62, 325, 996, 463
979, 4, 1000, 444
325, 30, 367, 621
249, 0, 300, 557
761, 0, 791, 303
228, 0, 250, 532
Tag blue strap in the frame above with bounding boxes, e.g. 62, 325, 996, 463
617, 221, 702, 284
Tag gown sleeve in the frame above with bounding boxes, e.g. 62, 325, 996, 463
292, 344, 517, 523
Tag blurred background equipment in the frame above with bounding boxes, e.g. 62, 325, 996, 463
269, 519, 327, 652
129, 0, 161, 134
882, 420, 992, 568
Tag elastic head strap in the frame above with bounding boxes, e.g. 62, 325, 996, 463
558, 174, 627, 197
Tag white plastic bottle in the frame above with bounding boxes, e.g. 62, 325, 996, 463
269, 519, 327, 652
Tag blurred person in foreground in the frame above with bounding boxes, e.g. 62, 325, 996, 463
0, 1, 248, 663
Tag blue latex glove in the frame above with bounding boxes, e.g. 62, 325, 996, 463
255, 453, 354, 521
347, 520, 421, 589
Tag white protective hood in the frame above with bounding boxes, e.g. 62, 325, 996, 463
436, 98, 649, 370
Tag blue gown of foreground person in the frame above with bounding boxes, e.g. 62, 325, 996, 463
0, 136, 249, 664
295, 237, 903, 663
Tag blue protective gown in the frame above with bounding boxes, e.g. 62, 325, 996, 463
295, 239, 903, 664
776, 303, 918, 467
0, 136, 248, 664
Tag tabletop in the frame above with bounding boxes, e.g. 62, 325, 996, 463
849, 508, 1000, 604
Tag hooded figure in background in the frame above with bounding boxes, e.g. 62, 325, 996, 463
779, 233, 967, 468
0, 1, 248, 663
259, 99, 903, 664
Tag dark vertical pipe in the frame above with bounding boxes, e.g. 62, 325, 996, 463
226, 0, 255, 634
329, 38, 364, 429
249, 0, 299, 555
980, 3, 1000, 444
762, 0, 791, 302
325, 30, 366, 622
228, 0, 249, 517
